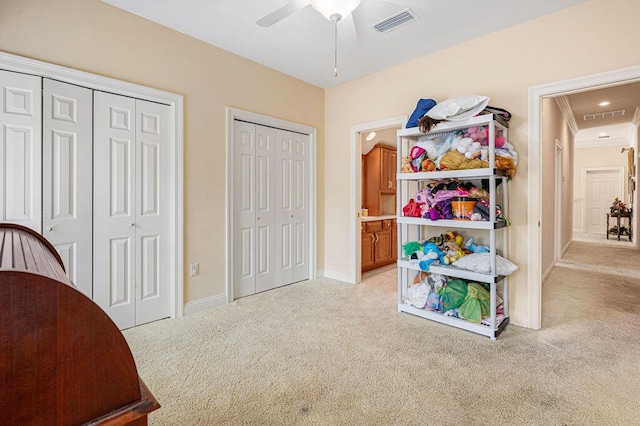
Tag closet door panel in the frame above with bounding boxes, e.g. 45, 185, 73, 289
0, 70, 41, 231
292, 133, 309, 282
233, 120, 256, 298
253, 125, 276, 294
134, 99, 171, 326
43, 79, 93, 296
275, 130, 294, 287
94, 91, 136, 330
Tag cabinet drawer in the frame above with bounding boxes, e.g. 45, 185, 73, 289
383, 219, 394, 229
363, 220, 383, 232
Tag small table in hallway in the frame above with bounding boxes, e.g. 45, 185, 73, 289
606, 212, 632, 241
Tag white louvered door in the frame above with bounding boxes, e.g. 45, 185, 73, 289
0, 70, 41, 232
42, 79, 93, 297
94, 91, 171, 329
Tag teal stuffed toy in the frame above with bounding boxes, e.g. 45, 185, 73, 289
419, 242, 446, 270
465, 237, 489, 253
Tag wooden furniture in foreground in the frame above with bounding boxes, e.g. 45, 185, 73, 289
606, 212, 633, 241
0, 223, 159, 425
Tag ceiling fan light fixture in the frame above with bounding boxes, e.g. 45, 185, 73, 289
310, 0, 361, 21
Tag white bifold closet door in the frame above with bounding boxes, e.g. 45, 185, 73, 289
42, 79, 93, 297
93, 91, 171, 329
233, 121, 309, 299
0, 70, 41, 232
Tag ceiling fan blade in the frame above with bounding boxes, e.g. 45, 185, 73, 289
256, 0, 311, 27
339, 13, 358, 45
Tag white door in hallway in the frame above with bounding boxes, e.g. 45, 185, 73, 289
585, 168, 621, 235
0, 70, 41, 232
42, 79, 93, 297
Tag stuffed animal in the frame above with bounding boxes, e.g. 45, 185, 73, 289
401, 156, 414, 173
465, 126, 505, 148
419, 242, 445, 270
421, 158, 436, 172
456, 137, 482, 159
465, 237, 489, 253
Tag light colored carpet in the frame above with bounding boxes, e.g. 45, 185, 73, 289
124, 247, 640, 425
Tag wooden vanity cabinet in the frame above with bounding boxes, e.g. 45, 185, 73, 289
361, 219, 397, 272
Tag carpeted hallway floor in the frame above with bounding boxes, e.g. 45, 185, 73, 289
123, 241, 640, 425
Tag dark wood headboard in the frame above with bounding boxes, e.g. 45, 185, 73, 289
0, 223, 160, 425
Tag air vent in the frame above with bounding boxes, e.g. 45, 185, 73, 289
583, 109, 626, 121
373, 9, 418, 34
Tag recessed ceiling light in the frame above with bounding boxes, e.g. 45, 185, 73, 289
598, 101, 611, 107
365, 131, 376, 141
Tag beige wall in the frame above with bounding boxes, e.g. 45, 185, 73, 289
541, 98, 573, 280
0, 0, 325, 304
323, 0, 640, 327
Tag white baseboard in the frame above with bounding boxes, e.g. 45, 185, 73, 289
184, 293, 227, 316
321, 269, 353, 283
509, 310, 533, 329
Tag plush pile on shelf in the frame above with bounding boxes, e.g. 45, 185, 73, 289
403, 271, 504, 324
403, 125, 518, 179
401, 231, 518, 276
402, 179, 507, 222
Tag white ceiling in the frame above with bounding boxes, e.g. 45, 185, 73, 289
101, 0, 586, 89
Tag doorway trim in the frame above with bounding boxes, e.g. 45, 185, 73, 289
0, 50, 185, 319
349, 116, 406, 284
225, 107, 317, 302
529, 64, 640, 329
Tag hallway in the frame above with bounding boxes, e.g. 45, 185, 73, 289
544, 240, 640, 328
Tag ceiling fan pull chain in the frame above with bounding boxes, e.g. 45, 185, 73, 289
334, 19, 338, 77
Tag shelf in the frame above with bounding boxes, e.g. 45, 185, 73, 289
397, 168, 507, 181
397, 114, 509, 139
396, 216, 508, 230
397, 259, 506, 283
398, 303, 509, 339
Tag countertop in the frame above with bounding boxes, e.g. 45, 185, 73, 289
361, 215, 396, 222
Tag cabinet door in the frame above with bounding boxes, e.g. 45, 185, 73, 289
391, 220, 397, 261
42, 79, 93, 297
388, 150, 397, 192
0, 70, 42, 232
380, 148, 394, 193
361, 228, 376, 271
375, 228, 393, 264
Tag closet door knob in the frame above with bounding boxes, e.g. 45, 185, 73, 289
130, 223, 135, 227
48, 226, 54, 232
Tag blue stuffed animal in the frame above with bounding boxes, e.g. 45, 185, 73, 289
419, 242, 446, 270
465, 237, 489, 253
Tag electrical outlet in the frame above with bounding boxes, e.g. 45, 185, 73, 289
189, 263, 200, 277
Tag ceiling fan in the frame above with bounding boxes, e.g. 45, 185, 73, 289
257, 0, 421, 76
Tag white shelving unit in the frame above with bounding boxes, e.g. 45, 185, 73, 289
396, 114, 513, 339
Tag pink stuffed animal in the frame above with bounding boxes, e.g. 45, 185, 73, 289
465, 126, 505, 148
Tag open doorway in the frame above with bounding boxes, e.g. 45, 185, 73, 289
349, 116, 406, 284
530, 66, 640, 329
